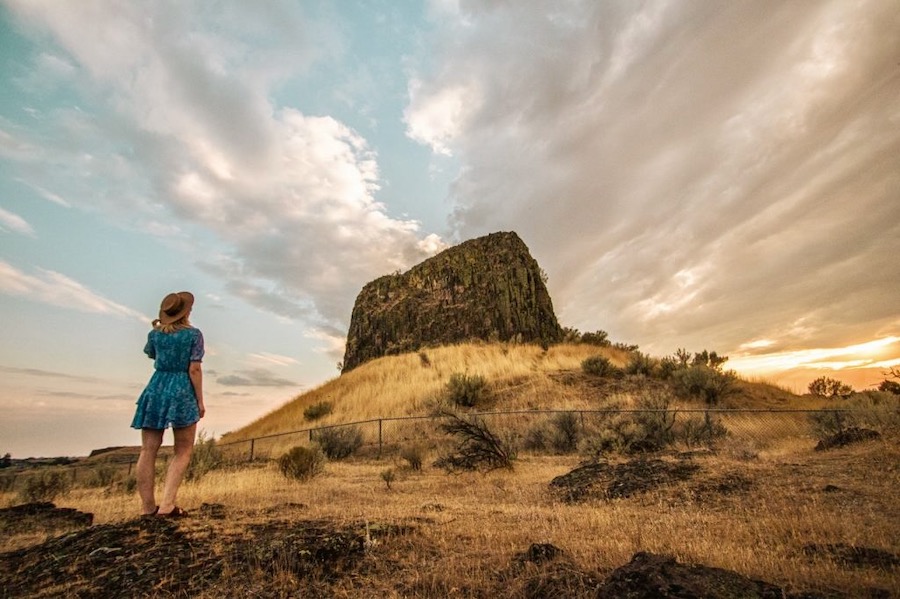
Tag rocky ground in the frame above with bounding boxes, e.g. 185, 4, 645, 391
2, 431, 897, 597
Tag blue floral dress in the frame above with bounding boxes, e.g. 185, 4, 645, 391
131, 327, 205, 430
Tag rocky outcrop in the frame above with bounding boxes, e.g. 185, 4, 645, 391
342, 231, 563, 372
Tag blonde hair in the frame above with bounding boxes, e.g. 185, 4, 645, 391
152, 316, 192, 333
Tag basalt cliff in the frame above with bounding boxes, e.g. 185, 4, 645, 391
342, 231, 563, 372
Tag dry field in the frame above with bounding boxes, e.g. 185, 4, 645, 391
3, 343, 898, 596
2, 435, 898, 597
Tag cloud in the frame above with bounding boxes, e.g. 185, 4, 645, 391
3, 1, 443, 333
0, 365, 101, 383
0, 260, 148, 322
0, 207, 35, 236
406, 1, 900, 355
217, 368, 298, 388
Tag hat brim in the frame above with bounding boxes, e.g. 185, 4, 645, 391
158, 291, 195, 324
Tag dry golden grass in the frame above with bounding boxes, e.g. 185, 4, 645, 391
5, 436, 897, 596
222, 343, 629, 444
4, 343, 897, 596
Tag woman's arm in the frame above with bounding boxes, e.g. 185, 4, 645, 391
189, 361, 205, 418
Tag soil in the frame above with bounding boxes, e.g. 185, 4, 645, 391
815, 428, 881, 451
1, 501, 896, 598
549, 456, 700, 502
0, 502, 412, 598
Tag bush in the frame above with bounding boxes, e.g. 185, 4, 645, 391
624, 352, 656, 377
187, 430, 223, 481
315, 426, 364, 460
446, 373, 489, 408
878, 379, 900, 395
435, 412, 516, 472
657, 356, 679, 380
19, 470, 71, 502
278, 445, 325, 481
304, 401, 333, 421
524, 412, 581, 454
400, 443, 426, 471
581, 355, 622, 378
808, 376, 853, 398
580, 393, 677, 457
672, 365, 736, 405
677, 412, 728, 448
88, 465, 119, 488
809, 391, 900, 439
581, 330, 610, 347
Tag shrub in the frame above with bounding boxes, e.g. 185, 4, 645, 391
525, 412, 581, 454
550, 412, 581, 453
677, 412, 728, 448
0, 474, 15, 493
435, 412, 516, 472
672, 365, 736, 405
400, 443, 426, 471
878, 379, 900, 395
809, 409, 851, 439
88, 465, 119, 488
304, 401, 333, 421
580, 393, 677, 457
809, 391, 900, 438
187, 430, 223, 481
19, 470, 71, 502
122, 475, 137, 495
315, 426, 364, 460
380, 468, 395, 490
624, 352, 656, 377
278, 445, 325, 481
657, 356, 679, 380
581, 355, 622, 378
808, 376, 853, 398
691, 350, 728, 370
446, 373, 489, 408
581, 330, 610, 347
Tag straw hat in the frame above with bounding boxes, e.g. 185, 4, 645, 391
158, 291, 194, 324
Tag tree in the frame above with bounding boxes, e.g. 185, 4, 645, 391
581, 330, 610, 347
692, 350, 728, 371
808, 376, 853, 398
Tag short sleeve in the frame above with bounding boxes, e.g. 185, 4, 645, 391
190, 329, 205, 362
143, 331, 156, 359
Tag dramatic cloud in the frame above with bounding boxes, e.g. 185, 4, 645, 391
4, 1, 443, 334
0, 260, 148, 322
407, 0, 900, 356
217, 368, 298, 388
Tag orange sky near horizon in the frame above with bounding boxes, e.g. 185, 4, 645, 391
727, 336, 900, 394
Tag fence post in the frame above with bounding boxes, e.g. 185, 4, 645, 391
249, 438, 255, 462
128, 460, 133, 476
378, 419, 383, 458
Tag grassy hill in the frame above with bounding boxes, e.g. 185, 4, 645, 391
221, 342, 807, 447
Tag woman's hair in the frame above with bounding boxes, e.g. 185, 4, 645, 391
152, 316, 191, 333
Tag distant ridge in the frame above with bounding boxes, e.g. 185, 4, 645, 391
341, 231, 563, 372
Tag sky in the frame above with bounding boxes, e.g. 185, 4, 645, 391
1, 1, 898, 458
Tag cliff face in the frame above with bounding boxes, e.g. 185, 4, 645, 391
342, 231, 563, 372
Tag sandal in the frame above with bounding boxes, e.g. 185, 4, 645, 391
158, 506, 188, 518
141, 506, 159, 518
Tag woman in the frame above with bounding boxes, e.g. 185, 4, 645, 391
131, 291, 206, 517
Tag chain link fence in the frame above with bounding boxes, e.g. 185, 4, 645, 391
0, 409, 855, 496
215, 408, 844, 463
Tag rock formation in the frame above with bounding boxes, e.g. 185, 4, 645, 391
342, 231, 562, 372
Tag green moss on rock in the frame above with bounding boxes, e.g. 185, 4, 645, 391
342, 232, 563, 372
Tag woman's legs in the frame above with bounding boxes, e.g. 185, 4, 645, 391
137, 428, 164, 515
158, 423, 197, 514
